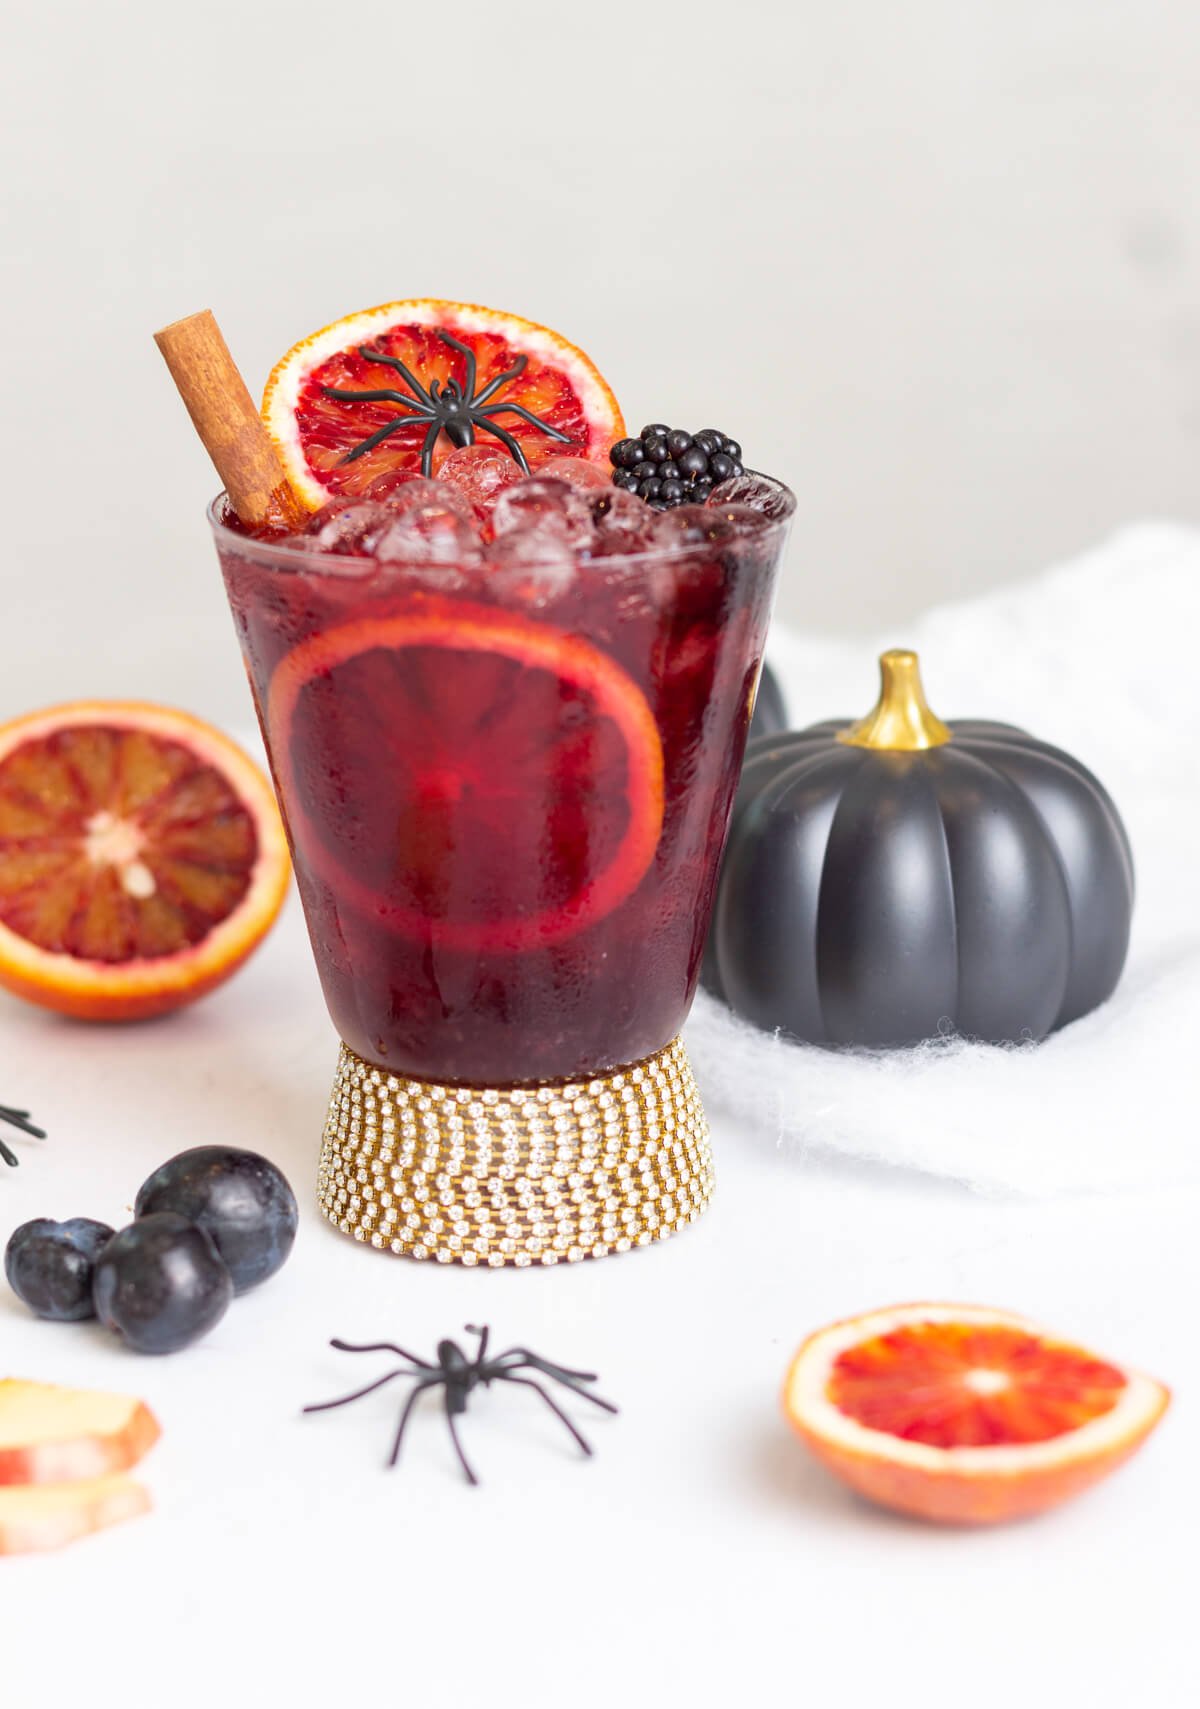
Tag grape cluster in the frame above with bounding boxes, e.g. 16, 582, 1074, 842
6, 1146, 297, 1352
609, 424, 745, 509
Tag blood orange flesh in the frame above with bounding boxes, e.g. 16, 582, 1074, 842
263, 300, 625, 512
827, 1320, 1128, 1448
266, 606, 664, 955
0, 727, 257, 960
0, 704, 290, 1020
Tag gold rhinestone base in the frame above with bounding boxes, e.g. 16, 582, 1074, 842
317, 1036, 714, 1266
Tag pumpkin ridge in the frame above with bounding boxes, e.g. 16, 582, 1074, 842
717, 744, 858, 1040
934, 743, 1073, 1040
806, 750, 864, 1045
931, 760, 959, 1038
954, 738, 1133, 1028
817, 754, 958, 1045
957, 730, 1135, 886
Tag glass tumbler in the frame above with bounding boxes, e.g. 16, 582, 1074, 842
212, 489, 792, 1266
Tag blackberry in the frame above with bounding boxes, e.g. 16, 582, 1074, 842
609, 424, 745, 509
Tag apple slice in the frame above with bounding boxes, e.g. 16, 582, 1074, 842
0, 1378, 161, 1485
0, 1475, 150, 1554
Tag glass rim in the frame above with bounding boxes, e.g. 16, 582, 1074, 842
205, 479, 795, 576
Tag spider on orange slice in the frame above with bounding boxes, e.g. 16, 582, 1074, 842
0, 702, 290, 1020
262, 299, 625, 512
782, 1302, 1169, 1525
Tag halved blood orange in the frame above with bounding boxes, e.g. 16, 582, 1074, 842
0, 703, 290, 1020
783, 1302, 1169, 1525
263, 299, 625, 512
267, 605, 664, 953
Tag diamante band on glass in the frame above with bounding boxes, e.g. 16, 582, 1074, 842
317, 1036, 714, 1267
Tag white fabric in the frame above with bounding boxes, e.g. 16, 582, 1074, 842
684, 523, 1200, 1196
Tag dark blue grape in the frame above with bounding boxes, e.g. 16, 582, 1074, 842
134, 1147, 297, 1294
92, 1214, 233, 1355
5, 1217, 115, 1321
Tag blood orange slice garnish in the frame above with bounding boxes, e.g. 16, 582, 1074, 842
263, 299, 625, 512
0, 703, 290, 1020
267, 604, 664, 953
783, 1302, 1169, 1525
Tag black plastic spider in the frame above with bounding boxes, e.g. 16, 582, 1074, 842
0, 1103, 46, 1168
321, 330, 572, 478
303, 1324, 618, 1486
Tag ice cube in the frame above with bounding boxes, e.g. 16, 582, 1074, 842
589, 487, 659, 556
706, 473, 792, 521
652, 502, 764, 548
377, 509, 485, 563
592, 555, 673, 627
372, 478, 483, 564
304, 499, 398, 556
374, 513, 482, 565
382, 477, 477, 522
491, 477, 595, 545
536, 456, 612, 492
487, 534, 576, 607
487, 528, 574, 568
436, 444, 524, 513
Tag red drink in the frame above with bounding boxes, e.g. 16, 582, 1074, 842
212, 489, 791, 1086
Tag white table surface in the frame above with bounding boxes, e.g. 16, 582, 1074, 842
2, 891, 1195, 1707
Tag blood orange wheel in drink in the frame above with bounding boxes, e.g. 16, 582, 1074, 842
267, 605, 664, 955
0, 703, 290, 1020
263, 300, 625, 512
783, 1302, 1169, 1524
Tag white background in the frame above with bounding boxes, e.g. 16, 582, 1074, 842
4, 1, 1200, 721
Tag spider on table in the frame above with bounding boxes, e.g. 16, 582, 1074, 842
303, 1323, 618, 1486
0, 1104, 45, 1169
321, 330, 573, 477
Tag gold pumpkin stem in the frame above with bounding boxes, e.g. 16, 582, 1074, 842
837, 649, 953, 751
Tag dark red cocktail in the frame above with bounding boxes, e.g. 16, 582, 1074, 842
213, 475, 791, 1087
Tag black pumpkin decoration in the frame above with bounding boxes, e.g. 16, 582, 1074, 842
749, 659, 788, 740
703, 650, 1134, 1047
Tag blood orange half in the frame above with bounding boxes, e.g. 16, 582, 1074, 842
783, 1302, 1169, 1524
0, 703, 290, 1020
267, 605, 664, 954
263, 300, 625, 512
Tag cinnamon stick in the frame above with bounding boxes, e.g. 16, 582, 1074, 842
154, 310, 304, 529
